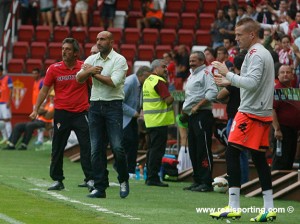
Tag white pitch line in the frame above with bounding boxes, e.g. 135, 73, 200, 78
0, 213, 25, 224
30, 188, 141, 220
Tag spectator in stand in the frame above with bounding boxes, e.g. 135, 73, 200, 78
257, 3, 273, 25
0, 0, 12, 43
182, 51, 218, 192
216, 52, 249, 185
296, 10, 300, 24
163, 52, 176, 91
211, 9, 230, 49
5, 90, 55, 150
174, 45, 190, 81
204, 47, 216, 65
100, 0, 116, 29
75, 0, 89, 27
40, 0, 54, 34
236, 6, 247, 23
272, 64, 300, 170
137, 0, 163, 30
143, 59, 175, 187
267, 0, 288, 23
216, 46, 234, 71
90, 44, 99, 55
0, 64, 13, 145
55, 0, 72, 26
31, 68, 45, 146
246, 1, 258, 21
122, 66, 151, 179
19, 0, 39, 27
278, 35, 293, 65
223, 35, 238, 63
291, 28, 300, 87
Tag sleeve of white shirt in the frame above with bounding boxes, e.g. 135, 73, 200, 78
110, 57, 128, 87
205, 72, 218, 101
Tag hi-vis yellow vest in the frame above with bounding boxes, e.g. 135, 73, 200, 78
143, 74, 175, 128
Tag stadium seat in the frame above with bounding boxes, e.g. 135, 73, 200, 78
159, 29, 176, 46
18, 25, 34, 42
25, 58, 43, 73
131, 0, 142, 11
44, 59, 57, 71
181, 13, 198, 29
53, 26, 70, 42
177, 29, 194, 47
191, 45, 208, 52
184, 0, 201, 13
199, 13, 215, 30
12, 41, 29, 59
7, 58, 25, 73
142, 28, 159, 45
133, 61, 151, 73
35, 25, 51, 42
137, 45, 154, 61
120, 44, 136, 62
194, 30, 211, 46
123, 28, 140, 44
165, 0, 183, 13
92, 10, 100, 27
127, 11, 143, 27
107, 27, 123, 44
155, 45, 172, 58
116, 0, 130, 11
163, 12, 180, 29
71, 27, 87, 43
30, 42, 47, 59
201, 0, 218, 14
48, 42, 62, 61
127, 60, 133, 75
84, 43, 94, 57
88, 26, 104, 43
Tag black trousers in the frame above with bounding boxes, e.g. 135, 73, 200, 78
188, 110, 214, 185
50, 109, 93, 182
272, 125, 298, 170
146, 126, 168, 182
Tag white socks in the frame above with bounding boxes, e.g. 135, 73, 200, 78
263, 189, 274, 211
228, 187, 240, 209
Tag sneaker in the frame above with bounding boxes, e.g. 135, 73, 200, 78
87, 189, 106, 198
183, 182, 200, 190
250, 211, 276, 222
129, 173, 136, 180
0, 139, 8, 145
210, 206, 242, 220
48, 181, 64, 190
120, 181, 129, 198
3, 143, 15, 150
18, 143, 27, 150
191, 184, 213, 192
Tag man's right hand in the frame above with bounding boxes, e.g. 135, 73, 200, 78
29, 111, 38, 120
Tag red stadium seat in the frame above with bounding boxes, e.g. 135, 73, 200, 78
159, 29, 176, 46
202, 0, 218, 14
107, 27, 123, 44
84, 43, 95, 57
165, 0, 183, 12
7, 58, 25, 73
127, 11, 143, 27
92, 11, 100, 27
88, 26, 104, 43
194, 30, 212, 46
181, 13, 198, 29
127, 60, 133, 75
184, 0, 201, 13
142, 28, 159, 45
116, 0, 130, 11
53, 26, 70, 42
25, 58, 43, 73
123, 28, 140, 44
18, 25, 34, 42
71, 27, 87, 43
177, 29, 194, 47
13, 41, 29, 59
131, 0, 142, 11
155, 45, 172, 58
30, 42, 47, 59
163, 12, 180, 29
48, 42, 62, 61
35, 25, 51, 42
44, 59, 57, 71
137, 45, 154, 61
120, 44, 136, 61
199, 13, 215, 30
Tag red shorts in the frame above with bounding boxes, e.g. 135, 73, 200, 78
228, 112, 272, 151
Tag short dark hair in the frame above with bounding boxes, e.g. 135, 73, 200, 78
62, 38, 80, 52
0, 64, 3, 71
233, 53, 246, 70
32, 67, 40, 73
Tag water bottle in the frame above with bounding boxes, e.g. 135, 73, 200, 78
143, 163, 147, 181
276, 139, 282, 157
135, 163, 140, 180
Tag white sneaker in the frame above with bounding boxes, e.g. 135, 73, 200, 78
129, 173, 136, 179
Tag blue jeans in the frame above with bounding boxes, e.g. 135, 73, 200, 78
227, 118, 249, 184
89, 100, 129, 191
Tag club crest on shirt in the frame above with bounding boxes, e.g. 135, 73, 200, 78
249, 49, 257, 56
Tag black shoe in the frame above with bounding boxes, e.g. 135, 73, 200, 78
120, 181, 129, 198
191, 184, 213, 192
3, 144, 15, 150
48, 181, 64, 190
183, 183, 200, 190
18, 143, 27, 150
146, 180, 169, 187
87, 189, 106, 198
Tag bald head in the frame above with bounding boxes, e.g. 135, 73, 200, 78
96, 31, 114, 57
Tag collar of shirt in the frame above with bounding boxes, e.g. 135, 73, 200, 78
96, 48, 114, 61
189, 64, 206, 75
